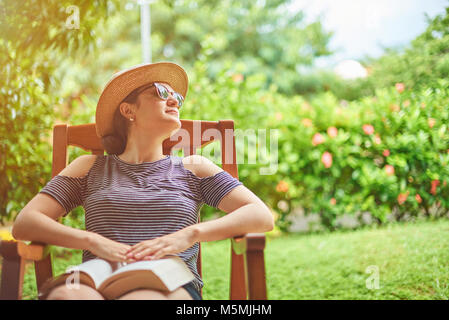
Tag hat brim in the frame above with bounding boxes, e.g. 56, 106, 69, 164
95, 62, 188, 138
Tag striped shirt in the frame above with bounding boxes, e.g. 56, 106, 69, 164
39, 154, 243, 292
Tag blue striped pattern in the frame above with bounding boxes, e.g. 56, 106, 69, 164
39, 154, 243, 292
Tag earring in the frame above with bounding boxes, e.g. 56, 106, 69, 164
129, 117, 134, 122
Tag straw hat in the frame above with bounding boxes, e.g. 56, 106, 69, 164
95, 61, 188, 138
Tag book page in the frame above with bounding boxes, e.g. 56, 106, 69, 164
98, 256, 194, 292
152, 261, 195, 291
66, 259, 115, 288
109, 259, 174, 276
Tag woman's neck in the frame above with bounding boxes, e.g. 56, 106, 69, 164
120, 131, 166, 163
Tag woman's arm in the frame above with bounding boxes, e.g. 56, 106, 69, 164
185, 154, 274, 242
12, 193, 93, 250
12, 155, 96, 245
190, 185, 274, 242
12, 155, 131, 262
187, 155, 274, 241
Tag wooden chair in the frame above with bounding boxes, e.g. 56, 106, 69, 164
0, 119, 268, 300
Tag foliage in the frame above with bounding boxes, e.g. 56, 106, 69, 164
182, 49, 449, 230
289, 69, 374, 101
0, 0, 122, 223
150, 0, 333, 95
271, 82, 449, 231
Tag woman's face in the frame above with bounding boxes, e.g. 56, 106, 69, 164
133, 82, 182, 136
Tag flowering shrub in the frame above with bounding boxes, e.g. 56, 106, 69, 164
268, 81, 449, 230
184, 55, 449, 231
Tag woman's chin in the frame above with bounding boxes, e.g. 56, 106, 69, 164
167, 114, 181, 126
167, 118, 181, 131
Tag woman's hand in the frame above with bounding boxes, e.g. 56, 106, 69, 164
86, 232, 132, 262
125, 226, 199, 262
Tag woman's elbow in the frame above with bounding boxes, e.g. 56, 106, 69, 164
258, 204, 275, 232
12, 210, 30, 240
11, 223, 22, 241
265, 215, 275, 232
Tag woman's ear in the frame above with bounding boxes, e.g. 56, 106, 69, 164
119, 102, 136, 120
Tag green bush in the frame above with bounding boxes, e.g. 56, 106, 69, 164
0, 0, 122, 223
260, 82, 449, 231
183, 54, 449, 231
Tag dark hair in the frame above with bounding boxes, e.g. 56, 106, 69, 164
101, 86, 145, 155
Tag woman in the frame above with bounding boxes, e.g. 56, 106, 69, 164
12, 62, 274, 300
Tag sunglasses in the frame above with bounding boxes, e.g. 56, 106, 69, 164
136, 82, 185, 107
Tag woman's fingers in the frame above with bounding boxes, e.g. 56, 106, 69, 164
127, 241, 164, 259
114, 244, 132, 262
126, 241, 150, 256
125, 230, 191, 262
148, 247, 172, 260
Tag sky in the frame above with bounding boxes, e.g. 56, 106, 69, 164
291, 0, 449, 68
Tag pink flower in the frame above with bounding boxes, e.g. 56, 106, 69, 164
397, 191, 409, 205
383, 149, 390, 157
330, 198, 337, 205
312, 133, 325, 146
415, 194, 422, 204
431, 180, 440, 195
275, 112, 283, 121
385, 165, 395, 176
321, 151, 333, 168
428, 118, 436, 128
327, 127, 338, 138
302, 118, 313, 127
395, 83, 405, 93
363, 124, 375, 135
403, 100, 411, 107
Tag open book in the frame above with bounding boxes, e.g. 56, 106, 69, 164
39, 256, 195, 300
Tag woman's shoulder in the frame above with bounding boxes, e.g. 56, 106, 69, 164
57, 154, 99, 178
181, 155, 223, 178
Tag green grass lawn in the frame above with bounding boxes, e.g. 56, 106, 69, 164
18, 218, 449, 300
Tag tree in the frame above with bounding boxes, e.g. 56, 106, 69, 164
0, 0, 122, 223
151, 0, 333, 95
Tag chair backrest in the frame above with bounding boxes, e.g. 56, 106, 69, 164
50, 119, 242, 292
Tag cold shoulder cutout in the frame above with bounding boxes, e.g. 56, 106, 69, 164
57, 154, 98, 178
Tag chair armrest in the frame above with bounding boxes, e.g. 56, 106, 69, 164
15, 241, 54, 297
16, 241, 51, 261
231, 233, 267, 300
232, 233, 266, 255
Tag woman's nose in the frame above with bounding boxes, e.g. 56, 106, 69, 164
167, 95, 180, 108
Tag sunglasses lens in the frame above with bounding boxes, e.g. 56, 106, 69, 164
154, 83, 184, 106
174, 93, 184, 107
156, 84, 169, 99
